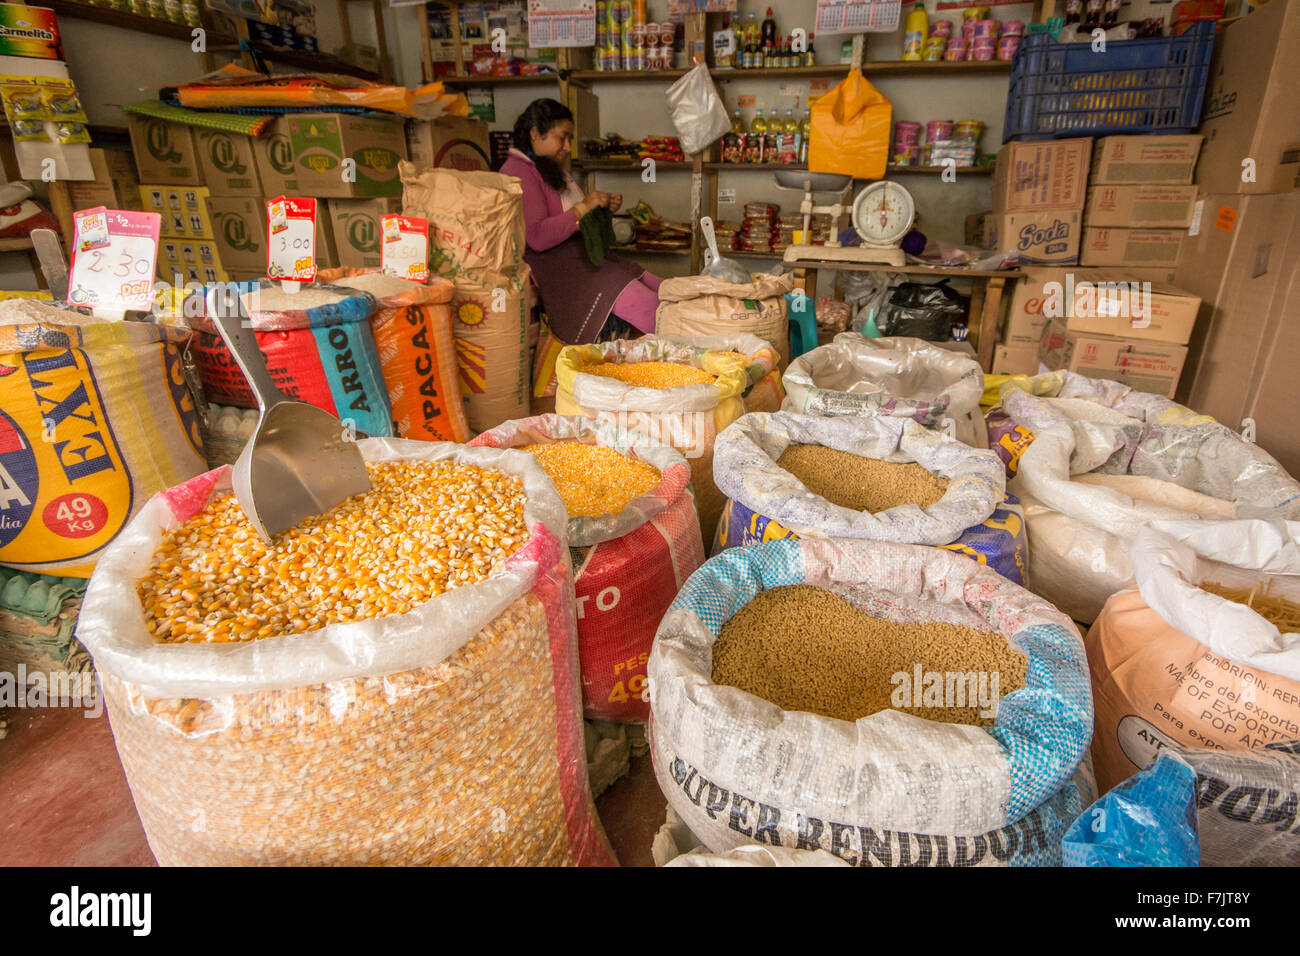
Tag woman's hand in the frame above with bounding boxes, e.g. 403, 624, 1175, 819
583, 190, 612, 209
607, 193, 623, 214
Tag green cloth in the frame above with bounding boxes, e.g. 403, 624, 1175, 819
124, 100, 272, 136
579, 207, 617, 267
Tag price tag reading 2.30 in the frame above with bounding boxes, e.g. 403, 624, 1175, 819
67, 206, 161, 314
380, 214, 429, 282
266, 196, 316, 283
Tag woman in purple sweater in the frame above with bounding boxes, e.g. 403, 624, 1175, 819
500, 98, 662, 345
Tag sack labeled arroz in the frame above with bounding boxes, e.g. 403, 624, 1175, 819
648, 537, 1095, 866
470, 414, 704, 722
76, 439, 617, 867
712, 413, 1028, 585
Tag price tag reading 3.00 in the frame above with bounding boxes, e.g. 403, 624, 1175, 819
266, 196, 317, 283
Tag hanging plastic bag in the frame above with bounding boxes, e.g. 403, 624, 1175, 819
665, 62, 730, 157
808, 70, 891, 181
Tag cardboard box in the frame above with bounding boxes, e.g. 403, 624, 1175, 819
1195, 0, 1300, 195
406, 117, 492, 171
193, 128, 263, 196
67, 148, 140, 211
1003, 266, 1067, 345
986, 209, 1082, 265
1090, 135, 1203, 185
1084, 185, 1198, 228
1081, 228, 1184, 267
314, 202, 338, 270
327, 198, 401, 269
1039, 320, 1189, 398
1059, 270, 1200, 344
252, 117, 300, 195
992, 138, 1092, 211
159, 237, 227, 285
287, 113, 407, 198
138, 185, 214, 239
993, 344, 1041, 375
1275, 142, 1300, 193
208, 196, 267, 274
127, 114, 204, 186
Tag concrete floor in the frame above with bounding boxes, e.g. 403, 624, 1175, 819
0, 706, 667, 867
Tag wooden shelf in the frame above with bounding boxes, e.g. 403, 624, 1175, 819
40, 0, 212, 42
439, 72, 561, 87
705, 163, 808, 171
0, 238, 34, 252
610, 245, 691, 256
249, 45, 382, 81
887, 165, 994, 175
569, 68, 689, 84
573, 158, 691, 170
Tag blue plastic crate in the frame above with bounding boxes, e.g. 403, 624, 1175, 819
1003, 20, 1215, 142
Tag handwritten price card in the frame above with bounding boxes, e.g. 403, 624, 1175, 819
266, 196, 317, 282
380, 215, 430, 282
67, 206, 161, 314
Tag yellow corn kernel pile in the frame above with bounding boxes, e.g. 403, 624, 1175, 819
523, 441, 661, 518
139, 460, 527, 644
580, 360, 715, 389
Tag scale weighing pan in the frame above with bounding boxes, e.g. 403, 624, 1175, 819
773, 170, 852, 191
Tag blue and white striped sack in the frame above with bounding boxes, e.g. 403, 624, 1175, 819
647, 537, 1095, 866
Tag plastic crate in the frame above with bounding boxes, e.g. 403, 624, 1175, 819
1003, 20, 1215, 142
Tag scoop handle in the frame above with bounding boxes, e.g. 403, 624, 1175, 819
700, 216, 720, 264
210, 311, 290, 414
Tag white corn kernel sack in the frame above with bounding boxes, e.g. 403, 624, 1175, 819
555, 337, 751, 551
655, 274, 794, 371
649, 537, 1095, 866
712, 413, 1028, 585
1009, 410, 1300, 625
1088, 523, 1300, 795
783, 334, 987, 449
656, 332, 785, 414
470, 414, 704, 722
77, 439, 617, 867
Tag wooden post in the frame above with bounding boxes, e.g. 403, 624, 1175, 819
448, 2, 465, 77
419, 5, 433, 83
689, 151, 704, 274
47, 181, 76, 251
370, 0, 392, 82
976, 275, 1008, 372
336, 0, 353, 50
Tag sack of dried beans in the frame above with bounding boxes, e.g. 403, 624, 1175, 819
1088, 524, 1300, 804
77, 440, 616, 866
471, 415, 704, 722
712, 413, 1027, 585
648, 537, 1095, 866
783, 334, 988, 449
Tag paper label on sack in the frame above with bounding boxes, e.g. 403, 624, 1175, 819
380, 214, 430, 282
1188, 199, 1204, 237
266, 196, 316, 283
67, 206, 161, 313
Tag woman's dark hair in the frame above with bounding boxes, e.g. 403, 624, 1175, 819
513, 98, 574, 192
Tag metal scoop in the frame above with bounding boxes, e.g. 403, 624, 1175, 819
699, 216, 751, 285
210, 309, 371, 543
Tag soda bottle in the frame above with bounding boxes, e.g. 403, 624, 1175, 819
761, 6, 777, 48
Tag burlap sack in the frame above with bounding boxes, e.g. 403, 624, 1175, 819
655, 274, 793, 370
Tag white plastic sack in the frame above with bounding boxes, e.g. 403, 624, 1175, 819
654, 807, 850, 867
713, 413, 1003, 545
649, 537, 1095, 866
783, 334, 987, 448
664, 62, 731, 156
1011, 420, 1300, 624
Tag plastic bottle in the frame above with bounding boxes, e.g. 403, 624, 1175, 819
762, 40, 773, 68
751, 109, 768, 162
781, 108, 799, 163
742, 11, 760, 67
761, 7, 777, 48
798, 109, 812, 165
743, 110, 763, 163
723, 108, 745, 163
902, 2, 928, 61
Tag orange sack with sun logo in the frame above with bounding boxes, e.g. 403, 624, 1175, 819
318, 268, 470, 443
400, 163, 531, 433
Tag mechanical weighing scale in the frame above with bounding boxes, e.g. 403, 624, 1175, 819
774, 170, 916, 268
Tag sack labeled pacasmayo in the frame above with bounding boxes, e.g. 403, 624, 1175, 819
808, 70, 891, 181
712, 413, 1027, 584
0, 302, 206, 577
76, 439, 616, 867
470, 414, 704, 722
655, 275, 793, 370
649, 537, 1095, 866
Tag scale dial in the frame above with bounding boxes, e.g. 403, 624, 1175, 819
852, 180, 916, 248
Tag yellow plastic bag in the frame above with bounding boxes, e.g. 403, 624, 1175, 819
809, 71, 891, 181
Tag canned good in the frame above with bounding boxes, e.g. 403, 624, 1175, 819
944, 40, 968, 61
893, 146, 919, 166
954, 120, 985, 145
971, 18, 999, 38
998, 35, 1022, 60
970, 43, 996, 61
921, 144, 934, 166
894, 121, 921, 146
1002, 20, 1025, 36
645, 22, 659, 45
629, 23, 645, 48
926, 120, 954, 143
660, 21, 674, 47
962, 18, 976, 38
929, 19, 953, 37
922, 37, 947, 60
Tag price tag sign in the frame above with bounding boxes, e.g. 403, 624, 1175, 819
266, 196, 316, 283
67, 206, 161, 315
380, 215, 429, 282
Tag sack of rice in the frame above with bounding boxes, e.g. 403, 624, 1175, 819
655, 274, 793, 371
76, 440, 617, 866
648, 537, 1095, 866
986, 370, 1215, 478
1088, 523, 1300, 797
470, 414, 704, 722
656, 332, 784, 415
712, 413, 1027, 585
319, 268, 470, 443
0, 299, 206, 577
191, 281, 394, 438
555, 337, 751, 550
401, 163, 531, 433
783, 334, 987, 449
1010, 415, 1300, 625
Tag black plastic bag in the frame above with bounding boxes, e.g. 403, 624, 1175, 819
877, 279, 966, 341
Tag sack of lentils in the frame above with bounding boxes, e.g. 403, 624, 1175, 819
471, 414, 704, 722
319, 268, 470, 443
76, 440, 617, 866
783, 334, 987, 449
648, 537, 1095, 866
1009, 413, 1300, 625
555, 337, 751, 551
656, 332, 785, 415
987, 370, 1215, 478
712, 413, 1028, 585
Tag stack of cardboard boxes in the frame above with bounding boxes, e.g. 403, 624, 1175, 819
1174, 0, 1300, 474
117, 112, 492, 283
